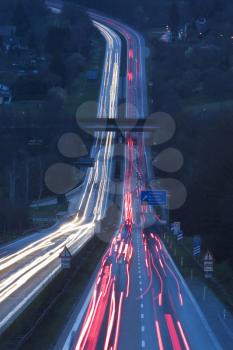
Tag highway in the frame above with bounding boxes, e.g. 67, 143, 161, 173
0, 4, 226, 349
0, 20, 121, 334
60, 12, 223, 350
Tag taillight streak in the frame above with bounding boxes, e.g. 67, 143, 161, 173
177, 321, 190, 350
113, 292, 124, 350
126, 263, 130, 298
75, 290, 102, 350
104, 283, 116, 350
155, 321, 164, 350
161, 254, 183, 306
151, 253, 163, 306
165, 314, 182, 350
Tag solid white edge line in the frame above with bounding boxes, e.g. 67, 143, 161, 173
62, 283, 95, 350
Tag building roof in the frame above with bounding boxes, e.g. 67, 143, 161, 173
0, 84, 11, 97
0, 84, 10, 91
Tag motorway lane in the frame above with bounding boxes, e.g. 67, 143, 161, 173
0, 21, 121, 334
62, 13, 223, 350
70, 138, 221, 350
96, 16, 222, 349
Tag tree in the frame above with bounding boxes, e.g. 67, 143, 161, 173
65, 53, 85, 83
45, 26, 71, 55
12, 0, 30, 37
47, 87, 67, 108
61, 3, 86, 26
49, 54, 66, 83
13, 75, 47, 100
0, 34, 3, 48
23, 0, 47, 18
189, 0, 218, 18
28, 31, 37, 49
203, 68, 233, 98
168, 3, 180, 40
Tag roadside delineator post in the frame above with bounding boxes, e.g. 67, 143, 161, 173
95, 220, 101, 235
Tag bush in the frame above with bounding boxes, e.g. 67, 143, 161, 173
0, 199, 30, 235
13, 75, 47, 100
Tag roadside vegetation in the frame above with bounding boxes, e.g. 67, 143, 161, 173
163, 231, 233, 314
145, 1, 233, 272
0, 1, 105, 241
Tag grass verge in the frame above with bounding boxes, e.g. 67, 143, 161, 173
162, 231, 233, 314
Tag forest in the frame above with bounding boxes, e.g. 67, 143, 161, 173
0, 0, 98, 237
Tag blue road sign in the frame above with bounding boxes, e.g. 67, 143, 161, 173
177, 230, 183, 241
141, 190, 167, 206
193, 246, 201, 255
193, 235, 201, 256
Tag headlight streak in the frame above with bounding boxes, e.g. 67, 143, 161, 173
0, 20, 121, 331
177, 321, 191, 350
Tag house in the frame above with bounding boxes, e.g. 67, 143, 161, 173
0, 26, 22, 52
0, 84, 12, 104
195, 18, 209, 37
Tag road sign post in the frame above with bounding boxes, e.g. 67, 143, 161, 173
95, 220, 102, 235
141, 190, 169, 231
59, 246, 72, 269
203, 250, 214, 278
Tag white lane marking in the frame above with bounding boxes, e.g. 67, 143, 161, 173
141, 340, 146, 348
141, 313, 144, 319
141, 325, 145, 332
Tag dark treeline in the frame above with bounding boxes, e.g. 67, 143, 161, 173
0, 1, 97, 237
0, 0, 95, 98
146, 2, 233, 265
74, 0, 233, 32
152, 110, 233, 266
